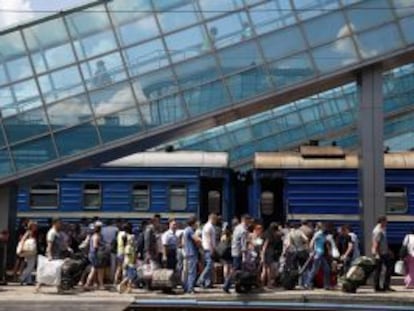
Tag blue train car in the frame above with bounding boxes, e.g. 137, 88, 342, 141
17, 151, 232, 224
249, 146, 414, 247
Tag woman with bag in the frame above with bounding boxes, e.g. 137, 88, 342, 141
17, 221, 37, 285
84, 222, 106, 290
401, 229, 414, 288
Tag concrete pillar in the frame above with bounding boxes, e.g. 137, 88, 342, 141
358, 64, 385, 256
0, 187, 17, 283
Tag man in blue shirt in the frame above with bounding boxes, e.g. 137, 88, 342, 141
304, 222, 331, 290
182, 216, 201, 294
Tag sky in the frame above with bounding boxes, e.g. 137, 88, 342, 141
0, 0, 88, 30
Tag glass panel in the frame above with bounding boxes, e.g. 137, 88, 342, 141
260, 26, 306, 62
113, 11, 159, 47
294, 0, 341, 21
109, 0, 158, 46
208, 190, 221, 214
24, 18, 75, 74
346, 0, 394, 32
165, 25, 207, 61
157, 2, 199, 33
47, 94, 93, 130
249, 0, 296, 35
226, 65, 273, 101
6, 56, 32, 83
218, 41, 262, 76
67, 5, 117, 60
3, 107, 49, 144
97, 107, 142, 143
385, 186, 408, 214
184, 80, 230, 117
174, 55, 219, 89
38, 65, 84, 103
3, 80, 42, 117
89, 81, 135, 117
0, 149, 13, 177
0, 65, 6, 86
393, 0, 414, 18
124, 39, 168, 76
199, 0, 244, 19
269, 53, 315, 88
132, 68, 176, 102
355, 24, 403, 59
83, 183, 101, 209
206, 12, 249, 49
303, 11, 347, 47
80, 51, 126, 90
312, 37, 359, 73
0, 126, 4, 147
29, 183, 58, 209
54, 123, 100, 156
0, 31, 27, 62
230, 127, 252, 144
146, 94, 187, 126
261, 191, 274, 216
132, 184, 150, 211
12, 135, 57, 171
169, 184, 187, 211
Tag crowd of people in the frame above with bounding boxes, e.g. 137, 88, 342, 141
11, 214, 414, 294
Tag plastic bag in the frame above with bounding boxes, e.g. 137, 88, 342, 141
394, 260, 406, 275
22, 238, 37, 256
36, 255, 64, 286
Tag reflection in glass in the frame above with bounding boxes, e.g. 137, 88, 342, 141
6, 57, 32, 83
207, 12, 249, 49
47, 95, 93, 130
124, 39, 168, 76
199, 0, 244, 19
0, 149, 13, 176
346, 0, 393, 32
97, 107, 141, 143
81, 52, 126, 90
54, 123, 100, 156
147, 94, 187, 126
260, 26, 306, 62
24, 18, 75, 74
12, 135, 57, 170
174, 55, 219, 89
89, 81, 135, 117
250, 1, 295, 35
38, 66, 85, 103
165, 25, 207, 61
184, 80, 230, 116
132, 68, 176, 103
294, 0, 341, 21
157, 2, 199, 33
3, 107, 49, 144
312, 37, 359, 73
355, 24, 403, 59
218, 40, 262, 76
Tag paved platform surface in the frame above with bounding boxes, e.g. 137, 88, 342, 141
1, 284, 414, 311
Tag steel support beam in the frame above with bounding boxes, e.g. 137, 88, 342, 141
358, 64, 385, 256
0, 187, 17, 283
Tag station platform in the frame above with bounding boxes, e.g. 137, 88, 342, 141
0, 284, 414, 311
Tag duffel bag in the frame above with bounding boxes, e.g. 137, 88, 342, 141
151, 269, 176, 290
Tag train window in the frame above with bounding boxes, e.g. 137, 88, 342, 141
132, 184, 150, 210
208, 190, 221, 214
29, 182, 58, 209
169, 185, 187, 211
83, 183, 101, 209
385, 186, 407, 214
261, 191, 274, 216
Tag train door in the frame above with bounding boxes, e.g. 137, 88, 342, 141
200, 178, 223, 223
260, 178, 284, 228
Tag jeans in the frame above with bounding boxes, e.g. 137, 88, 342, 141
183, 255, 197, 293
20, 255, 36, 284
166, 249, 177, 271
198, 250, 213, 287
223, 256, 242, 291
305, 254, 330, 289
373, 253, 393, 290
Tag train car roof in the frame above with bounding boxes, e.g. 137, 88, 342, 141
254, 147, 414, 169
103, 151, 228, 168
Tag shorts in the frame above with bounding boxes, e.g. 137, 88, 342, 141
126, 266, 137, 281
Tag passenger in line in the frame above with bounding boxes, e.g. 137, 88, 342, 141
197, 213, 217, 289
18, 221, 37, 285
241, 22, 253, 41
372, 216, 394, 292
84, 221, 106, 290
304, 222, 331, 290
161, 218, 178, 271
92, 60, 112, 88
202, 26, 218, 51
182, 216, 201, 294
337, 225, 354, 275
402, 229, 414, 288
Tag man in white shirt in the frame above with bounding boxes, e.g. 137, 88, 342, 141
162, 219, 178, 270
197, 213, 217, 288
